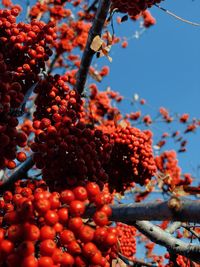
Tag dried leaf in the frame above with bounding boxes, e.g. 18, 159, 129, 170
146, 180, 154, 192
89, 69, 102, 82
107, 55, 113, 62
101, 47, 112, 62
112, 258, 127, 267
102, 45, 112, 55
119, 120, 128, 128
172, 186, 189, 196
90, 35, 103, 52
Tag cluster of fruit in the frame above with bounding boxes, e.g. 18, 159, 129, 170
0, 6, 55, 170
116, 222, 136, 259
0, 179, 117, 266
31, 74, 156, 192
111, 0, 162, 17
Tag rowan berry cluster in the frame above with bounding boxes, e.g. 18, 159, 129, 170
111, 0, 162, 17
107, 126, 157, 190
116, 223, 136, 259
130, 10, 156, 28
0, 179, 117, 267
155, 150, 192, 187
31, 74, 156, 192
0, 6, 55, 170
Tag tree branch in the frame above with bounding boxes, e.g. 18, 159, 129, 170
118, 253, 158, 267
0, 156, 34, 193
75, 0, 111, 95
132, 221, 200, 264
85, 199, 200, 223
166, 222, 182, 234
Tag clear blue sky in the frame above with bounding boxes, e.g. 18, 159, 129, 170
96, 0, 200, 178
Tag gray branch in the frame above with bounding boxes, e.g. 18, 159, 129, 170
75, 0, 111, 95
85, 199, 200, 223
132, 221, 200, 263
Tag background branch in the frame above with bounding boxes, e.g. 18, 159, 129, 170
85, 199, 200, 223
132, 221, 200, 263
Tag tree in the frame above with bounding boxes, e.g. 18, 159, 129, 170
0, 0, 200, 266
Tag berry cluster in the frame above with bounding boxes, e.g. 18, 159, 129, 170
116, 223, 136, 259
155, 150, 181, 186
130, 10, 156, 28
31, 75, 156, 192
31, 75, 112, 190
111, 0, 162, 17
0, 6, 55, 170
107, 126, 157, 189
56, 20, 91, 54
0, 179, 117, 267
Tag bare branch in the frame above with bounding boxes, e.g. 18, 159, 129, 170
166, 222, 182, 234
75, 0, 111, 95
132, 221, 200, 263
0, 156, 34, 193
85, 199, 200, 223
118, 253, 158, 267
182, 223, 200, 240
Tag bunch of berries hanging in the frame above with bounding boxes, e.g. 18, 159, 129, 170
0, 6, 56, 170
0, 179, 117, 267
111, 0, 163, 17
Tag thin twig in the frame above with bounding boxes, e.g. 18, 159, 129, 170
155, 4, 200, 27
118, 253, 158, 267
48, 53, 60, 74
75, 0, 111, 95
86, 0, 98, 13
182, 223, 200, 240
166, 222, 182, 234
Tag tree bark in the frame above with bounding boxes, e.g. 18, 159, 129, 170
132, 221, 200, 264
85, 199, 200, 223
75, 0, 111, 95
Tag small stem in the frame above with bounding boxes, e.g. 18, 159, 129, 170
155, 4, 200, 27
48, 53, 60, 74
166, 222, 182, 234
182, 223, 200, 240
86, 0, 98, 13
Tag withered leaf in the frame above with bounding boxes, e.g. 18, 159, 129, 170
90, 35, 103, 52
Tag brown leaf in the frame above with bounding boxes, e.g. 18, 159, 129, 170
112, 258, 127, 267
90, 35, 103, 52
172, 186, 189, 197
89, 69, 102, 82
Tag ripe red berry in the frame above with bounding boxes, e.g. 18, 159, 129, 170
69, 200, 85, 217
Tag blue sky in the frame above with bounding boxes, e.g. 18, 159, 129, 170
96, 0, 200, 177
